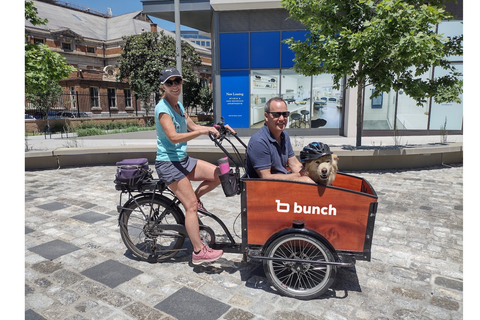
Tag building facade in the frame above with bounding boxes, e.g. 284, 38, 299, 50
25, 0, 212, 117
143, 0, 463, 138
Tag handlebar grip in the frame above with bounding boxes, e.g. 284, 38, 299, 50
213, 124, 221, 129
209, 131, 216, 141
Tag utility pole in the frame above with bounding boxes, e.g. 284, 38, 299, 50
174, 0, 182, 104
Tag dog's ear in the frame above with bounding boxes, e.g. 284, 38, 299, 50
333, 154, 339, 161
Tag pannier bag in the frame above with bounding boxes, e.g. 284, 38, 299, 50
219, 169, 240, 197
114, 158, 152, 189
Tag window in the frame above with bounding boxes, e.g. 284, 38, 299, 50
108, 88, 116, 108
201, 41, 206, 46
86, 46, 95, 54
124, 89, 132, 108
206, 41, 211, 47
62, 42, 72, 51
430, 63, 463, 130
34, 37, 45, 44
89, 87, 99, 107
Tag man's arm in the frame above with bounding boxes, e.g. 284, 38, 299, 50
256, 156, 314, 182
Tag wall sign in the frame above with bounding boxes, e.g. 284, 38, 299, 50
220, 70, 250, 128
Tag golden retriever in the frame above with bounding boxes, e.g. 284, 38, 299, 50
303, 154, 339, 186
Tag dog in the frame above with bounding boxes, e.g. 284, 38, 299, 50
303, 153, 339, 186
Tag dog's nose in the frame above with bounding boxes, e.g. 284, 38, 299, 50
322, 168, 327, 173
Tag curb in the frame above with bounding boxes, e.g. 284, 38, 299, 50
25, 142, 463, 171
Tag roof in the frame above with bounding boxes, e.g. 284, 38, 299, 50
26, 0, 210, 54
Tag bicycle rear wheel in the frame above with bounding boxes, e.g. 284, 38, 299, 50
119, 195, 185, 262
263, 233, 337, 299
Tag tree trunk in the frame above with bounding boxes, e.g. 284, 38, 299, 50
356, 73, 364, 147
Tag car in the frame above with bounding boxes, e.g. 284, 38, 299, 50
320, 97, 327, 101
328, 97, 337, 102
57, 111, 76, 118
25, 114, 35, 120
33, 110, 60, 119
78, 112, 90, 118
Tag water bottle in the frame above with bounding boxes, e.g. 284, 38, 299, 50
218, 157, 230, 175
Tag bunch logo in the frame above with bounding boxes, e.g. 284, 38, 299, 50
275, 200, 337, 215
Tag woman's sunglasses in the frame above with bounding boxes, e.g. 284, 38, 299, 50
164, 78, 183, 87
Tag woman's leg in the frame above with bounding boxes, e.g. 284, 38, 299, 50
187, 159, 221, 199
168, 177, 204, 252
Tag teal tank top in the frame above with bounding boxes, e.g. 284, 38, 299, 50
154, 99, 188, 161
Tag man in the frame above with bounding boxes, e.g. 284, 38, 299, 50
246, 97, 314, 183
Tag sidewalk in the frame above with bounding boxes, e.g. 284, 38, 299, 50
24, 131, 463, 171
25, 130, 463, 151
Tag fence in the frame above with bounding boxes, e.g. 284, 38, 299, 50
25, 92, 207, 119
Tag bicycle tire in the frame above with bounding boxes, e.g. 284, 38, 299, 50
119, 195, 185, 262
263, 233, 337, 299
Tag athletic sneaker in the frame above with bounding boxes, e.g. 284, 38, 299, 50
192, 244, 223, 265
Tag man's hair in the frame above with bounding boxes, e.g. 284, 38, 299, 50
264, 97, 287, 113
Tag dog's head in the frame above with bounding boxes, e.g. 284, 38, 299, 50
304, 154, 338, 182
300, 142, 338, 185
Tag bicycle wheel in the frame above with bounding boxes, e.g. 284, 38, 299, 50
263, 233, 337, 299
119, 195, 185, 262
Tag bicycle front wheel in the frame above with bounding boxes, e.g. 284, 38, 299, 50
119, 195, 185, 262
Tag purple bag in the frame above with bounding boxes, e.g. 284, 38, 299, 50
114, 158, 152, 189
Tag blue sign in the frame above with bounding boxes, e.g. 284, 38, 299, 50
220, 70, 250, 128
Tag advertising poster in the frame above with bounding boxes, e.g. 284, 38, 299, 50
220, 70, 250, 128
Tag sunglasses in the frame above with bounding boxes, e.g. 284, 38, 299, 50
164, 78, 183, 87
268, 111, 290, 118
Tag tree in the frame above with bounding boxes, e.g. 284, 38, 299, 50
25, 1, 75, 131
116, 31, 202, 121
281, 0, 463, 146
198, 86, 213, 113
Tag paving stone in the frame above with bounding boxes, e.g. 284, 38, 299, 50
25, 309, 47, 320
81, 259, 143, 289
29, 240, 81, 260
36, 201, 70, 211
72, 211, 111, 224
155, 287, 230, 320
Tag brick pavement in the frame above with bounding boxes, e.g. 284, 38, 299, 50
25, 164, 463, 320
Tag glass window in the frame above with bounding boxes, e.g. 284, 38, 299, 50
363, 85, 396, 130
124, 89, 132, 108
250, 32, 280, 69
395, 67, 431, 130
437, 21, 463, 62
280, 69, 311, 129
429, 63, 463, 131
89, 87, 99, 107
108, 88, 116, 108
34, 38, 45, 44
311, 74, 343, 129
62, 42, 71, 50
86, 46, 95, 54
250, 70, 279, 128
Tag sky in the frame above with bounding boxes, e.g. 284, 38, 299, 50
59, 0, 196, 31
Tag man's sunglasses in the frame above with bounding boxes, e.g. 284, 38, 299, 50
164, 78, 183, 87
268, 111, 290, 118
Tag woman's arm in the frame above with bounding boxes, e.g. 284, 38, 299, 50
159, 113, 218, 144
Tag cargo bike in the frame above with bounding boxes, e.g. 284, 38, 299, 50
114, 121, 378, 300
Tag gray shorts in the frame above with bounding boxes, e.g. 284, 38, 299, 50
155, 156, 198, 186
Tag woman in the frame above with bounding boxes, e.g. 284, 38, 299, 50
154, 67, 232, 265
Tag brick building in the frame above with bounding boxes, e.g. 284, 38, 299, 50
25, 0, 212, 117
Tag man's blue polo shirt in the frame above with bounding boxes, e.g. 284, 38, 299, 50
245, 125, 295, 178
